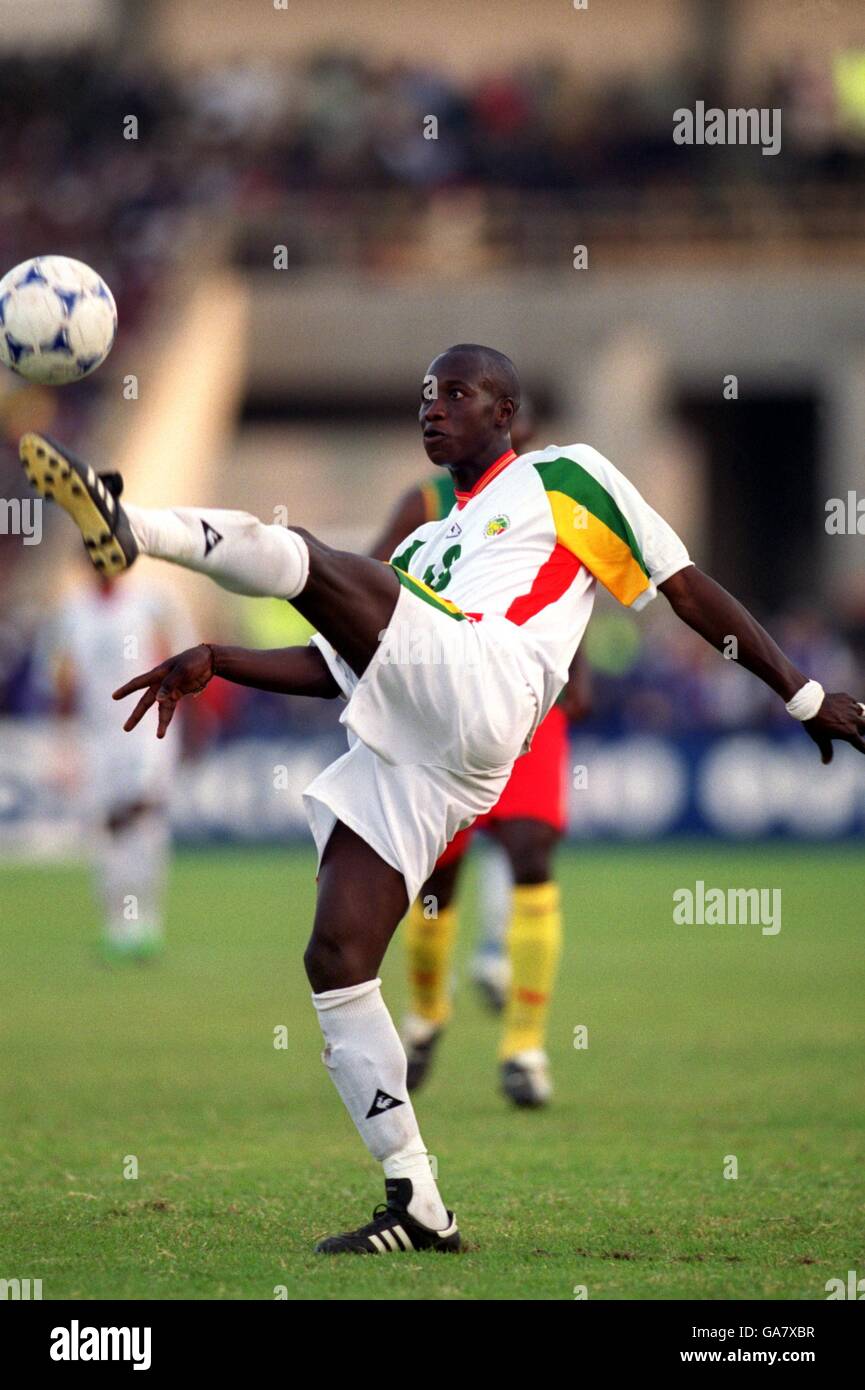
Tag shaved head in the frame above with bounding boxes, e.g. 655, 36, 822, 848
441, 343, 521, 413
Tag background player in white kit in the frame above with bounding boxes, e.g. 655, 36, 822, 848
40, 567, 192, 959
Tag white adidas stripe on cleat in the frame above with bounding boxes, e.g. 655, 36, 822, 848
392, 1224, 413, 1251
314, 1177, 461, 1254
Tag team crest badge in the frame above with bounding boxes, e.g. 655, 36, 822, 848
484, 514, 510, 538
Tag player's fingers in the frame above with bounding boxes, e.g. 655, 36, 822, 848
122, 685, 158, 732
818, 736, 833, 765
846, 733, 865, 757
113, 665, 165, 701
156, 695, 177, 740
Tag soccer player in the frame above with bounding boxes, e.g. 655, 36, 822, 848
20, 344, 865, 1256
39, 566, 191, 959
369, 406, 592, 1107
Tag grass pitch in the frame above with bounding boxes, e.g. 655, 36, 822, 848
1, 844, 863, 1301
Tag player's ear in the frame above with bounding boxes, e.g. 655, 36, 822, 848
497, 397, 516, 429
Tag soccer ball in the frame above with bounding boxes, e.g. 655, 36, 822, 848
0, 255, 117, 385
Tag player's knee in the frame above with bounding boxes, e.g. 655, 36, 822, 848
304, 927, 369, 993
303, 932, 339, 991
509, 839, 556, 885
279, 523, 322, 561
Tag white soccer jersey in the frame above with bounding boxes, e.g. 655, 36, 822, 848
305, 442, 691, 898
387, 442, 691, 724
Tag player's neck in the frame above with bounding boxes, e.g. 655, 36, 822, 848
448, 439, 513, 493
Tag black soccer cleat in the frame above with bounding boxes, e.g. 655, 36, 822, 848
402, 1015, 445, 1092
500, 1049, 553, 1109
20, 431, 138, 574
314, 1178, 461, 1255
470, 952, 510, 1013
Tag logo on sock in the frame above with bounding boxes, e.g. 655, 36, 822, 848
365, 1088, 404, 1119
201, 519, 223, 556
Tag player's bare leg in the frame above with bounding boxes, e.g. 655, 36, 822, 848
401, 856, 463, 1092
289, 533, 400, 678
494, 818, 563, 1108
305, 821, 409, 990
494, 818, 559, 887
306, 823, 460, 1254
20, 432, 399, 678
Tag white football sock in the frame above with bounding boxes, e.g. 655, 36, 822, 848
476, 842, 513, 953
124, 505, 309, 600
312, 978, 449, 1231
97, 808, 170, 947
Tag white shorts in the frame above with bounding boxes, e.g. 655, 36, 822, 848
302, 583, 542, 902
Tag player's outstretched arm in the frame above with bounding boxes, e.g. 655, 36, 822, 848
113, 644, 339, 739
659, 566, 865, 763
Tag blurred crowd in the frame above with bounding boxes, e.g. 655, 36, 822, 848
2, 43, 862, 485
1, 45, 864, 282
2, 46, 865, 742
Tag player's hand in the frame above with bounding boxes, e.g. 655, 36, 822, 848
803, 692, 865, 764
112, 644, 215, 738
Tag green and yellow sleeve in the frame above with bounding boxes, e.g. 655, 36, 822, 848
534, 454, 654, 608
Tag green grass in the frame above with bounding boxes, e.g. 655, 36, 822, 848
1, 845, 863, 1301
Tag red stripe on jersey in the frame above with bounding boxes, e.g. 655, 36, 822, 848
454, 449, 517, 510
505, 543, 582, 626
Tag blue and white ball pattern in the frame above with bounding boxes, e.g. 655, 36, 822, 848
0, 255, 117, 385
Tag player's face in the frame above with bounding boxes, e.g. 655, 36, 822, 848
419, 354, 507, 468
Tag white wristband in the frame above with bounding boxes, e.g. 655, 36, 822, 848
785, 679, 825, 721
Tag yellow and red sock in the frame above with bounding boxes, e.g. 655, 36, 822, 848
405, 899, 457, 1026
499, 881, 562, 1058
